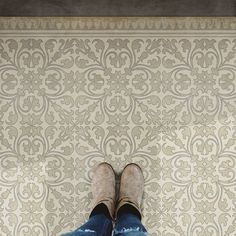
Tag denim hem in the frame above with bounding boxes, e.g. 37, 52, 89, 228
113, 227, 148, 236
61, 229, 97, 236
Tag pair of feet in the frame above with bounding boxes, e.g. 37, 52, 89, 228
89, 162, 145, 221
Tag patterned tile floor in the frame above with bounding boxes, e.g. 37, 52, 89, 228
0, 18, 236, 236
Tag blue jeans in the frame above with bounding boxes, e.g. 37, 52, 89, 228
62, 205, 148, 236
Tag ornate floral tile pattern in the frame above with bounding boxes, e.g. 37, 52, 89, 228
0, 18, 236, 236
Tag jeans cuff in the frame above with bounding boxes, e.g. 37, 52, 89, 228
113, 227, 148, 236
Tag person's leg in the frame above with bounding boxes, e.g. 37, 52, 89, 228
114, 163, 148, 236
62, 203, 113, 236
113, 204, 149, 236
62, 162, 116, 236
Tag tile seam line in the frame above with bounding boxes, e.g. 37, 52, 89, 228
0, 35, 235, 38
0, 31, 236, 35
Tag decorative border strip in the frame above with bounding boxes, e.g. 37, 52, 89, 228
0, 17, 235, 31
